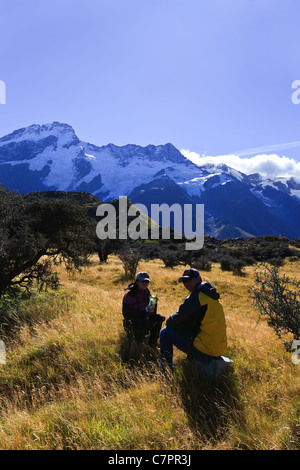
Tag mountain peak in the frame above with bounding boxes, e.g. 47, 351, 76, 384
0, 121, 78, 145
38, 121, 76, 133
144, 142, 191, 165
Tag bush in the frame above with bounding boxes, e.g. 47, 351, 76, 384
158, 247, 181, 268
191, 256, 212, 272
268, 257, 285, 267
230, 259, 247, 277
220, 256, 233, 272
220, 256, 246, 276
252, 264, 300, 349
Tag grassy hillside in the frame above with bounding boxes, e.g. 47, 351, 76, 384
0, 255, 299, 450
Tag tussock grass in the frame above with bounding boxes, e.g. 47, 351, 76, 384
0, 255, 299, 450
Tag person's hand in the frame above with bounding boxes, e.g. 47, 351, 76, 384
148, 304, 155, 313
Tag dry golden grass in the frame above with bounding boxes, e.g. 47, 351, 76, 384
0, 254, 299, 450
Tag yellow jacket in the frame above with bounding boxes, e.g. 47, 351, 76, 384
193, 289, 227, 357
166, 282, 227, 357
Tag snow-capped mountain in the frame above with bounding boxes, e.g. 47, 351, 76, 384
0, 121, 300, 239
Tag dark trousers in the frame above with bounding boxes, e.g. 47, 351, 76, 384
159, 326, 216, 367
124, 313, 165, 346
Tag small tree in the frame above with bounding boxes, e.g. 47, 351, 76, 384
118, 245, 142, 280
0, 188, 92, 302
252, 263, 300, 349
95, 238, 117, 263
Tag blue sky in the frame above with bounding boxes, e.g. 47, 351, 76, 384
1, 0, 300, 177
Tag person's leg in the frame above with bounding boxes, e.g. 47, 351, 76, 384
159, 326, 192, 368
131, 318, 147, 343
147, 314, 165, 347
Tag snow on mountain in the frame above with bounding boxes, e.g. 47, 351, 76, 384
0, 122, 79, 149
0, 121, 299, 238
0, 121, 258, 200
248, 173, 300, 204
177, 172, 236, 199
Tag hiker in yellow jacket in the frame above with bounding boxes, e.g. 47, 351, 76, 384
159, 268, 227, 373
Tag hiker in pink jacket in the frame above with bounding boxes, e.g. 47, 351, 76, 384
122, 272, 165, 347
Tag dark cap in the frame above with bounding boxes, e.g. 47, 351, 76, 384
136, 271, 151, 282
178, 268, 200, 283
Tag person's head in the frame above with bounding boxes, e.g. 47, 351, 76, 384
178, 268, 202, 292
135, 271, 151, 291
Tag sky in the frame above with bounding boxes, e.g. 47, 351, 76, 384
1, 0, 300, 179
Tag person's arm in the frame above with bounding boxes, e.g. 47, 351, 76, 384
166, 291, 200, 329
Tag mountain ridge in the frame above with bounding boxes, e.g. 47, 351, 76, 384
0, 121, 299, 239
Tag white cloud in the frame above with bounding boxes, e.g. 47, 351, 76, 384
180, 148, 300, 180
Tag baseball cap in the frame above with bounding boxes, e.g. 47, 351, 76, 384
178, 268, 200, 283
136, 272, 151, 282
